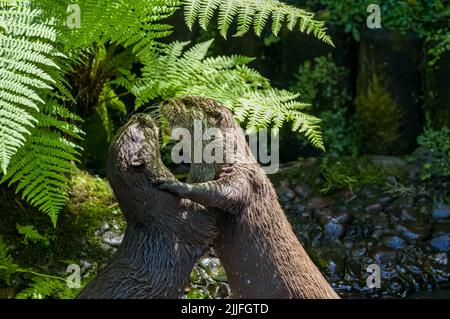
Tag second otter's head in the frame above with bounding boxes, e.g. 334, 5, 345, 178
106, 113, 172, 222
160, 96, 238, 133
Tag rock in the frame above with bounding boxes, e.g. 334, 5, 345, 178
276, 182, 295, 203
432, 253, 448, 266
379, 196, 392, 206
289, 199, 306, 214
351, 246, 367, 257
395, 224, 418, 240
370, 246, 397, 270
400, 208, 420, 222
432, 203, 450, 220
365, 203, 382, 214
431, 235, 450, 252
100, 223, 110, 232
307, 197, 334, 209
325, 220, 345, 238
370, 156, 407, 170
293, 183, 312, 199
102, 233, 124, 247
80, 259, 92, 271
384, 236, 406, 250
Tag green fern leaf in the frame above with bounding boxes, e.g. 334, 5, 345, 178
182, 0, 333, 45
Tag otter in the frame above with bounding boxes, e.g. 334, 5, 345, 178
77, 114, 217, 299
158, 96, 339, 299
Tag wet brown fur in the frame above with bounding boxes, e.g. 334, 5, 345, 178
160, 97, 339, 299
77, 114, 217, 299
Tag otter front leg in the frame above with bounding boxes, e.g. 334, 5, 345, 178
157, 165, 247, 212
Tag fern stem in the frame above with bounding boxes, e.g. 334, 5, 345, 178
0, 265, 69, 283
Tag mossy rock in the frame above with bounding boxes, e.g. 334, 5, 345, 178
0, 169, 125, 292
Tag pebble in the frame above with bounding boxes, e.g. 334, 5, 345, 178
293, 183, 312, 199
432, 203, 450, 220
432, 253, 448, 266
385, 236, 406, 250
325, 220, 345, 238
103, 233, 124, 247
431, 235, 450, 252
365, 203, 382, 214
277, 183, 295, 203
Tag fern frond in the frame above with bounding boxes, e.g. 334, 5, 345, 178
59, 0, 179, 54
182, 0, 333, 44
133, 39, 324, 150
0, 4, 64, 173
1, 101, 82, 226
0, 238, 19, 284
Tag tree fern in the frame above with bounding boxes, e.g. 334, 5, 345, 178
133, 40, 324, 149
182, 0, 333, 44
54, 0, 179, 54
1, 0, 329, 224
0, 3, 66, 173
1, 101, 83, 226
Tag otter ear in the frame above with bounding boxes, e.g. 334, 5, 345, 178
207, 108, 223, 120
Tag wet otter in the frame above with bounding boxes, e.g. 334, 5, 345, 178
159, 96, 339, 299
77, 114, 217, 299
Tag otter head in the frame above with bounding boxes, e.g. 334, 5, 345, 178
106, 113, 172, 223
160, 96, 238, 134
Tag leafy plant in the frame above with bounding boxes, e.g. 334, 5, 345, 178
416, 126, 450, 180
16, 224, 49, 246
0, 237, 82, 299
183, 0, 333, 43
0, 0, 331, 224
133, 39, 324, 148
319, 157, 389, 194
290, 54, 356, 156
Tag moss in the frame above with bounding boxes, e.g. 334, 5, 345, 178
269, 159, 322, 187
0, 169, 125, 291
355, 72, 403, 155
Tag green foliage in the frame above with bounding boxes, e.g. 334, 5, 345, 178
0, 3, 68, 173
15, 276, 81, 299
0, 240, 81, 299
133, 39, 325, 149
183, 0, 333, 44
319, 157, 389, 194
293, 0, 450, 41
1, 0, 330, 222
0, 170, 122, 299
16, 224, 49, 246
290, 54, 356, 155
416, 126, 450, 180
1, 101, 83, 225
0, 239, 19, 284
355, 73, 402, 155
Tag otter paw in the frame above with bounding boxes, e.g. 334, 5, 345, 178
158, 180, 192, 197
215, 164, 234, 180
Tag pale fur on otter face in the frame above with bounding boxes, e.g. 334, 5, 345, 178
159, 96, 340, 299
161, 96, 254, 182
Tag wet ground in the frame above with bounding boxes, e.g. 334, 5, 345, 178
97, 154, 450, 299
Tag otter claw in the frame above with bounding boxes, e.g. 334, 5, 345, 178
158, 180, 191, 197
215, 164, 234, 180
